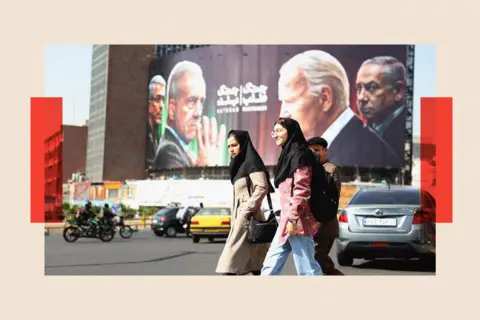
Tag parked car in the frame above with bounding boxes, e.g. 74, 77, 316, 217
151, 206, 200, 237
190, 207, 231, 243
336, 186, 436, 266
150, 207, 184, 237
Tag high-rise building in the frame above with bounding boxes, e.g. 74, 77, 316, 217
86, 45, 109, 181
85, 45, 156, 182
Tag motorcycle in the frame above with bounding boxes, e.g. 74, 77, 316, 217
63, 217, 115, 243
111, 216, 133, 239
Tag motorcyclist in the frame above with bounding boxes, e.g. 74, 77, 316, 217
102, 204, 115, 227
77, 201, 95, 227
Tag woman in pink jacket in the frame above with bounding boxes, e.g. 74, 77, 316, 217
261, 118, 323, 276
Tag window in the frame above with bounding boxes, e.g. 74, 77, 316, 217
349, 189, 421, 205
154, 208, 178, 218
108, 189, 119, 199
196, 207, 231, 216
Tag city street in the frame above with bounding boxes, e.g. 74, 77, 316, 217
45, 231, 435, 276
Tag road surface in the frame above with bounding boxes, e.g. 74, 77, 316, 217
45, 231, 435, 275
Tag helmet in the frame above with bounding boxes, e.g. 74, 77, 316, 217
85, 200, 92, 209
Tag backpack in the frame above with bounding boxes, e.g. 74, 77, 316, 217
291, 151, 339, 223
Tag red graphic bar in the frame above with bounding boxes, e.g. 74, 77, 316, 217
420, 97, 452, 223
31, 97, 63, 223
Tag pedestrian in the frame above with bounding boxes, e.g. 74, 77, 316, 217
216, 130, 274, 276
261, 118, 323, 276
307, 136, 344, 275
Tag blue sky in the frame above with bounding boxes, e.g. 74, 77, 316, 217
44, 44, 93, 126
44, 44, 435, 137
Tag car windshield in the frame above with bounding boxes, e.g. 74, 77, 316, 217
349, 189, 421, 205
153, 208, 178, 218
196, 208, 231, 216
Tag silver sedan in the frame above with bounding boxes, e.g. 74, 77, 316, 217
335, 186, 436, 266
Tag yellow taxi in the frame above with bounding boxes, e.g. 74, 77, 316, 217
190, 207, 231, 243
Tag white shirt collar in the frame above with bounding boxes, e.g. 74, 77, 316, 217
322, 107, 355, 146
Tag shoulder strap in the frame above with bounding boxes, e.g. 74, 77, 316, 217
246, 174, 273, 212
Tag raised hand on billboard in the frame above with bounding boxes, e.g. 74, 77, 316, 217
187, 150, 198, 165
196, 116, 227, 166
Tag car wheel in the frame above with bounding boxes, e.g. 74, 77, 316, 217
165, 227, 177, 238
192, 235, 200, 243
153, 230, 164, 237
208, 237, 215, 243
337, 252, 354, 267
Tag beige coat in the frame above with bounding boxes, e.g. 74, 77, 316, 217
215, 171, 270, 274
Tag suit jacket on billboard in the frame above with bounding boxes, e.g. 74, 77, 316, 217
328, 115, 401, 168
146, 132, 157, 168
374, 105, 407, 161
153, 127, 192, 170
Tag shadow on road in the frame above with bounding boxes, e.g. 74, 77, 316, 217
353, 258, 436, 273
45, 251, 196, 269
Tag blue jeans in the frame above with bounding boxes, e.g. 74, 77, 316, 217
261, 231, 323, 276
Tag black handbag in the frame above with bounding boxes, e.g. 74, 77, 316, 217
245, 176, 278, 244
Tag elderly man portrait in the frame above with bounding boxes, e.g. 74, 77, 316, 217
153, 60, 226, 170
356, 56, 407, 160
146, 75, 166, 167
278, 50, 399, 168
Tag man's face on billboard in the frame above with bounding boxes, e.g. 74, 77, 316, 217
356, 63, 404, 123
278, 69, 320, 140
169, 72, 206, 143
149, 83, 165, 126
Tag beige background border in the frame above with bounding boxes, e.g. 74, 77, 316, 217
2, 0, 475, 318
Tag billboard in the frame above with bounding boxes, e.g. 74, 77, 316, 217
146, 45, 412, 170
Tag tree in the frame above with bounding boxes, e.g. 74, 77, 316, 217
62, 202, 71, 213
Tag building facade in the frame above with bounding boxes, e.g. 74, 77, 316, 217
85, 45, 211, 182
44, 124, 87, 220
85, 44, 414, 185
45, 130, 62, 221
86, 45, 109, 181
85, 45, 156, 182
63, 125, 88, 182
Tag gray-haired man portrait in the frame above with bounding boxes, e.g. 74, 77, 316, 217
146, 75, 166, 166
278, 50, 400, 168
153, 60, 226, 169
356, 56, 407, 159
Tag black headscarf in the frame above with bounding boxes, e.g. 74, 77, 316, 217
228, 130, 274, 193
273, 118, 316, 188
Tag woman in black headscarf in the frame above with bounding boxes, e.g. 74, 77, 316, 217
216, 130, 274, 276
260, 118, 323, 276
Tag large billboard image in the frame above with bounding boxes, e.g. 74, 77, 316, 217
146, 45, 412, 170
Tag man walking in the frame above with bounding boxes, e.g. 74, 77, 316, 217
307, 136, 344, 275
